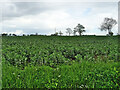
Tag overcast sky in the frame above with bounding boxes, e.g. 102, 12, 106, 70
0, 1, 118, 35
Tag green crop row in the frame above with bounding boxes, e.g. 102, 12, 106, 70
2, 36, 120, 88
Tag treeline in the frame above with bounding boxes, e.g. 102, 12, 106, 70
1, 17, 118, 36
1, 33, 45, 36
51, 17, 117, 36
51, 23, 85, 36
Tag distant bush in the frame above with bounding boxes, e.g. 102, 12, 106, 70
51, 32, 58, 36
109, 32, 113, 36
2, 33, 8, 36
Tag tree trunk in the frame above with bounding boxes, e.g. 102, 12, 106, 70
108, 29, 111, 35
80, 33, 81, 36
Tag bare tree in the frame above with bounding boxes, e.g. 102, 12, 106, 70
100, 17, 117, 36
73, 27, 77, 36
76, 24, 85, 36
59, 31, 63, 36
66, 28, 72, 36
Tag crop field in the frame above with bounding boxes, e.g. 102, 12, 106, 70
2, 36, 120, 88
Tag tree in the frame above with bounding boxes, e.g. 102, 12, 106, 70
66, 28, 72, 36
9, 33, 12, 36
55, 32, 58, 36
109, 32, 113, 36
100, 17, 117, 36
76, 24, 85, 36
59, 31, 63, 36
51, 32, 58, 36
23, 34, 26, 36
2, 33, 8, 36
73, 27, 77, 36
35, 33, 38, 36
12, 34, 17, 36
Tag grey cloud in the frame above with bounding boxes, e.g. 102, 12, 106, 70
1, 2, 117, 21
2, 2, 61, 21
1, 2, 118, 35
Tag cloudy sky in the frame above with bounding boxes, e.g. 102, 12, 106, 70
0, 1, 118, 35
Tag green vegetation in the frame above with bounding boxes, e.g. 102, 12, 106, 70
2, 36, 120, 88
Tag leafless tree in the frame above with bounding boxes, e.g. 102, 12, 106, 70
100, 17, 117, 36
66, 28, 72, 36
59, 31, 63, 36
73, 27, 77, 36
